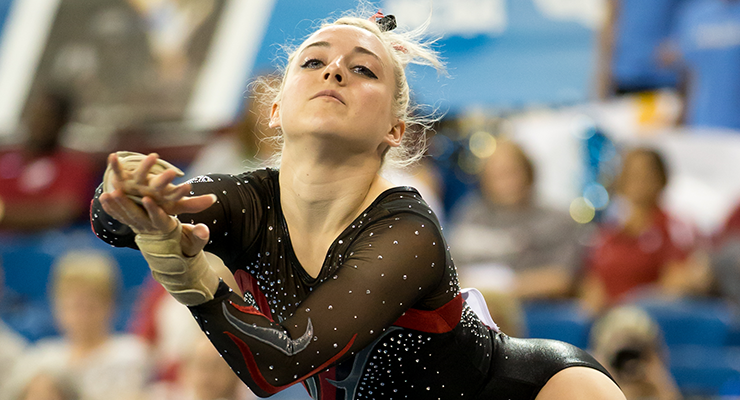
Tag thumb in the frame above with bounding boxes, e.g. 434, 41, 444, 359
181, 223, 210, 257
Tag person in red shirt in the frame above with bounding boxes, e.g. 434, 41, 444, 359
581, 147, 709, 314
0, 89, 94, 231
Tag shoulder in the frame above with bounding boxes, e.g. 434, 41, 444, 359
104, 335, 150, 359
656, 209, 697, 250
354, 189, 446, 248
21, 338, 69, 365
372, 187, 440, 222
185, 168, 277, 187
184, 168, 279, 199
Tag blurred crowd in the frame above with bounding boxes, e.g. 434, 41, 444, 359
1, 0, 740, 399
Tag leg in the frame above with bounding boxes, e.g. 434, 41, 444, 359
535, 367, 626, 400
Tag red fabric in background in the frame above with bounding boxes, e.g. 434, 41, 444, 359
0, 148, 95, 219
587, 209, 691, 304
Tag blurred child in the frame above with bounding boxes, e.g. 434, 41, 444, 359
8, 250, 152, 400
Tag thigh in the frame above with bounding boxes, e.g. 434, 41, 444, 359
476, 334, 617, 400
535, 367, 625, 400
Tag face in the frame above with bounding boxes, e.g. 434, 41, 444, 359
481, 144, 532, 206
54, 282, 112, 342
620, 152, 664, 207
270, 25, 404, 157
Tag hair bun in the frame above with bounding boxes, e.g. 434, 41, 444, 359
377, 14, 397, 32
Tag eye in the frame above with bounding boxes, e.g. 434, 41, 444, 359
301, 59, 324, 69
352, 65, 378, 79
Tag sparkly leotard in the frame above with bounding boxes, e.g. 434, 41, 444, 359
91, 169, 612, 400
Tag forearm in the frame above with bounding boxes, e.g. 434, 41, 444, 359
189, 282, 357, 398
90, 184, 138, 248
135, 220, 220, 306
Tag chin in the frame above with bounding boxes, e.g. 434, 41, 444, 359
285, 118, 352, 139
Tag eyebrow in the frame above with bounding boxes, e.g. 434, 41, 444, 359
301, 41, 383, 64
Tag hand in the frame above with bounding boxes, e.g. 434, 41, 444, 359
101, 191, 211, 256
99, 152, 216, 235
102, 152, 216, 214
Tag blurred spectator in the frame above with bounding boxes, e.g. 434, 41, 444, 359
128, 276, 203, 383
448, 139, 585, 303
669, 0, 740, 130
383, 158, 447, 224
129, 251, 240, 383
709, 201, 740, 306
145, 334, 258, 400
0, 88, 95, 231
590, 306, 682, 400
580, 147, 709, 315
186, 75, 281, 178
596, 0, 684, 99
4, 367, 80, 400
0, 262, 29, 392
7, 250, 151, 400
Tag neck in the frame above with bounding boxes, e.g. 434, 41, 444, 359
623, 202, 657, 236
279, 144, 392, 237
69, 331, 108, 361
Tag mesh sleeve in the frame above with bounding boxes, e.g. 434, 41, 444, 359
188, 213, 446, 397
89, 173, 264, 266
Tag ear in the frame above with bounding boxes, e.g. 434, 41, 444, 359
269, 102, 281, 128
384, 120, 405, 148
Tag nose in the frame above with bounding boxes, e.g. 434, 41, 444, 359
323, 57, 344, 83
324, 71, 343, 83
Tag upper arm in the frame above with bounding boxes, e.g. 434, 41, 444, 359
178, 174, 264, 266
189, 213, 448, 395
293, 213, 447, 349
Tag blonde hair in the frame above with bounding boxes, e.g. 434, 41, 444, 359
256, 7, 445, 170
51, 250, 120, 302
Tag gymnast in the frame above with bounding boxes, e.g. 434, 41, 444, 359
91, 10, 625, 400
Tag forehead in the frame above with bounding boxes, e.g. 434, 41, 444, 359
300, 25, 390, 61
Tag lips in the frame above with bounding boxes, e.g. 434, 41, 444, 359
312, 90, 345, 104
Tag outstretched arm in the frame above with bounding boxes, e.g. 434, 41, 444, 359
94, 152, 249, 304
99, 152, 217, 227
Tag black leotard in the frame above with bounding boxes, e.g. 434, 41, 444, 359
90, 169, 613, 400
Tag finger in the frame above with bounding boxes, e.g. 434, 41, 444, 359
102, 190, 156, 234
150, 169, 179, 192
108, 153, 127, 185
170, 194, 218, 215
99, 192, 129, 223
133, 153, 159, 185
181, 223, 210, 257
161, 182, 194, 203
141, 196, 178, 233
112, 190, 156, 232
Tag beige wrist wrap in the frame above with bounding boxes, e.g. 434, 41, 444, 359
135, 221, 219, 306
103, 151, 184, 203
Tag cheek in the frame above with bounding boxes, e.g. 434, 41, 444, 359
361, 85, 395, 121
